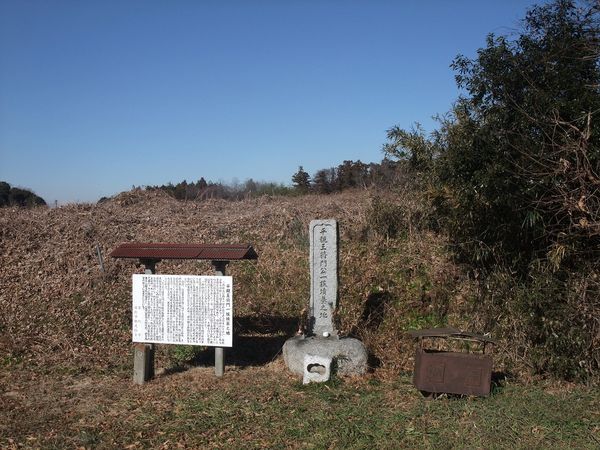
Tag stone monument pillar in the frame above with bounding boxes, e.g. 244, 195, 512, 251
283, 219, 367, 382
309, 219, 338, 338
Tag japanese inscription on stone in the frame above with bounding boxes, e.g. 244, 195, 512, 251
309, 219, 338, 336
132, 274, 233, 347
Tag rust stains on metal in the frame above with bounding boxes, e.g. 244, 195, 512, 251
412, 350, 493, 397
408, 327, 494, 397
110, 243, 258, 261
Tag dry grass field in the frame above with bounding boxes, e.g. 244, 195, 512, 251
1, 189, 598, 448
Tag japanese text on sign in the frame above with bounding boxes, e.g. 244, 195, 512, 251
132, 274, 233, 347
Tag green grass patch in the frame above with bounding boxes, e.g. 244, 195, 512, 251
8, 372, 592, 450
133, 379, 597, 449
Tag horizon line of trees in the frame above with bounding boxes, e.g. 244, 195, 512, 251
143, 177, 293, 201
139, 158, 406, 202
291, 159, 403, 194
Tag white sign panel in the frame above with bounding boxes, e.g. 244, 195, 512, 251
132, 274, 233, 347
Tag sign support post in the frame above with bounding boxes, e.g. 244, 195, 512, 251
212, 260, 229, 377
133, 259, 158, 385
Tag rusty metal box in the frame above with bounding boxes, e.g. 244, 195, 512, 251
408, 327, 494, 397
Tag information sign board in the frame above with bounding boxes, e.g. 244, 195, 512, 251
132, 274, 233, 347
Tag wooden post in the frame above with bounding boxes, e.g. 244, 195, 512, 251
212, 260, 229, 377
95, 243, 105, 272
133, 260, 157, 384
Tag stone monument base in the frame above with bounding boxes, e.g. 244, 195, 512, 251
283, 335, 368, 377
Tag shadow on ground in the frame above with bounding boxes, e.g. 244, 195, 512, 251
189, 315, 299, 368
348, 291, 393, 371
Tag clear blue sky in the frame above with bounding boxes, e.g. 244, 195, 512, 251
0, 0, 544, 204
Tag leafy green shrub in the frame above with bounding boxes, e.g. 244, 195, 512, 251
477, 268, 598, 381
383, 0, 600, 381
439, 0, 600, 272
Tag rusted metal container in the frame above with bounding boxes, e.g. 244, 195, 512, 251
408, 327, 494, 397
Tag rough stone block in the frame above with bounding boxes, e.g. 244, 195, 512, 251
303, 354, 332, 384
283, 336, 368, 377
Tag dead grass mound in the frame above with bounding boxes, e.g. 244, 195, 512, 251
0, 189, 474, 376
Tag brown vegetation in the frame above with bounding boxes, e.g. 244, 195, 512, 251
1, 185, 598, 448
0, 188, 478, 377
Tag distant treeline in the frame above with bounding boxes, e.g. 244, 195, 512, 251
144, 159, 402, 201
292, 159, 401, 194
0, 181, 46, 207
144, 177, 293, 201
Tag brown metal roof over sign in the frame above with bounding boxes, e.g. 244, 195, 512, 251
110, 243, 258, 261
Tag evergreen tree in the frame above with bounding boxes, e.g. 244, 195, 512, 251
291, 166, 311, 193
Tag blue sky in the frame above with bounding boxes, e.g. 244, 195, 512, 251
0, 0, 544, 204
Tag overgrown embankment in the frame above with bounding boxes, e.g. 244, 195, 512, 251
1, 187, 597, 382
1, 188, 476, 376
